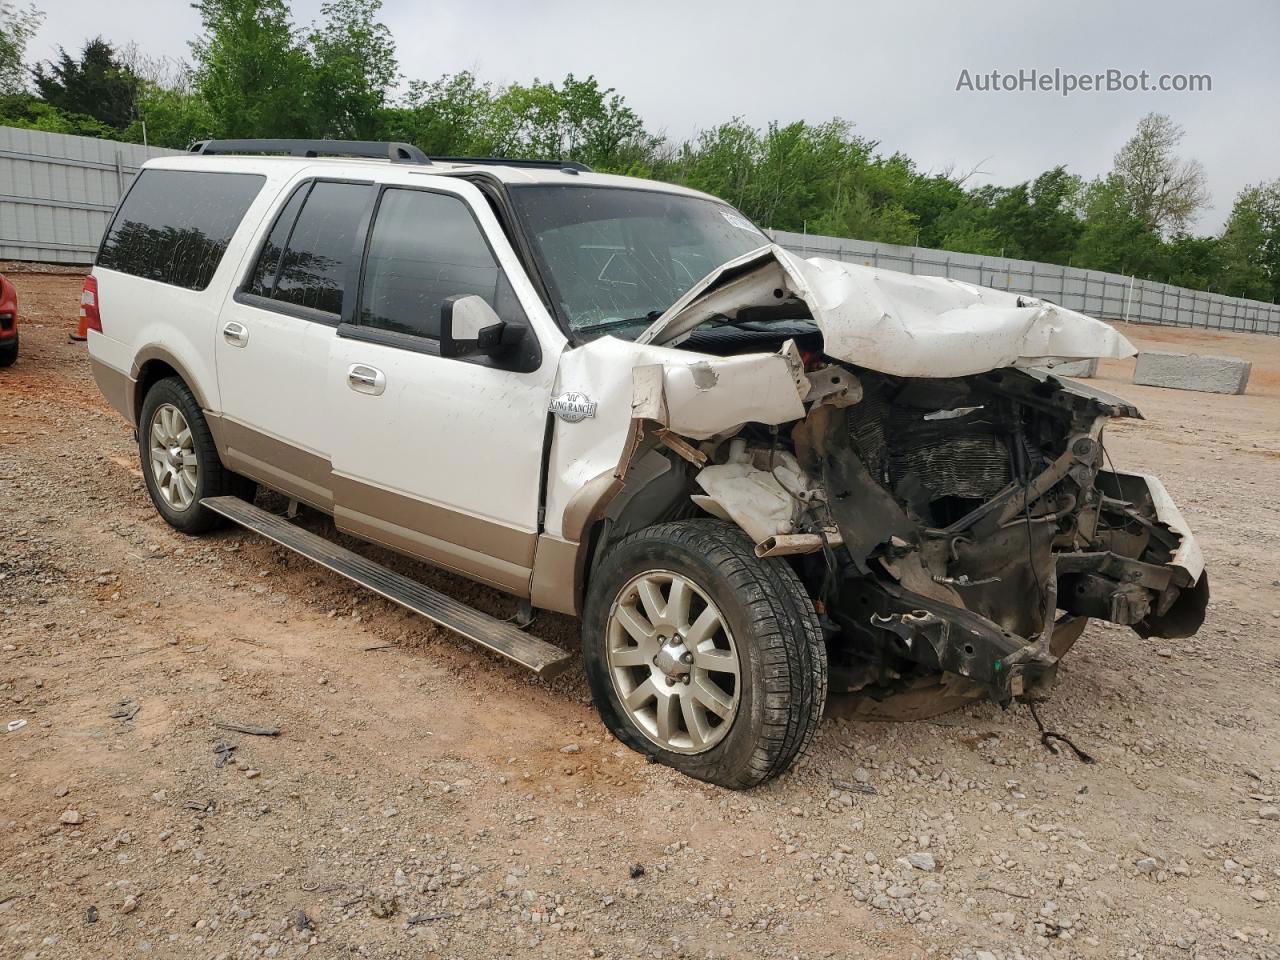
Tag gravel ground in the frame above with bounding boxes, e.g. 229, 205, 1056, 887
1, 274, 1278, 960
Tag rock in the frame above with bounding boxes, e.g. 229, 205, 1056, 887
905, 852, 936, 872
1249, 889, 1270, 903
119, 896, 138, 914
60, 810, 83, 825
628, 863, 645, 879
244, 769, 261, 779
1258, 805, 1279, 821
368, 892, 398, 918
1135, 857, 1160, 874
559, 744, 580, 754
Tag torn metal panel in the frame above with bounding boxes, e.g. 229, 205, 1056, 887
693, 439, 811, 544
631, 341, 806, 440
637, 244, 1137, 378
543, 336, 807, 542
1106, 470, 1204, 583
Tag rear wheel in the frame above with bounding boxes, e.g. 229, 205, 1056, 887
583, 520, 827, 789
139, 376, 252, 534
0, 334, 16, 368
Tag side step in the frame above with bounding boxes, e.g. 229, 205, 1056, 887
202, 496, 573, 679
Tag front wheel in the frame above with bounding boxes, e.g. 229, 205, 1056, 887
0, 334, 16, 368
582, 520, 828, 789
138, 376, 252, 534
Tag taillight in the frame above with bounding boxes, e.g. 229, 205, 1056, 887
79, 275, 101, 334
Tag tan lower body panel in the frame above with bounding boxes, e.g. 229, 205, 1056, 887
530, 534, 582, 615
207, 414, 335, 513
331, 473, 536, 596
205, 415, 581, 607
89, 356, 136, 427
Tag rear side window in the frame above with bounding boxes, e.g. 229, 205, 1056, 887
98, 169, 265, 291
246, 180, 371, 316
357, 188, 524, 339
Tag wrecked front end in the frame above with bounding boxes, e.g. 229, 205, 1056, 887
643, 357, 1209, 705
801, 366, 1206, 702
603, 247, 1209, 707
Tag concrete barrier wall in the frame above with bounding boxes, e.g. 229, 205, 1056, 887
1132, 352, 1252, 394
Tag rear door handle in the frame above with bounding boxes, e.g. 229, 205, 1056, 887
347, 363, 386, 396
222, 321, 248, 347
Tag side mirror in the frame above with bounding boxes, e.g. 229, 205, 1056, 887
440, 294, 506, 358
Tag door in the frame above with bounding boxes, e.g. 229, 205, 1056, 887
326, 182, 559, 594
214, 178, 373, 509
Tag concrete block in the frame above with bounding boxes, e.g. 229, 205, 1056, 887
1039, 358, 1098, 378
1132, 351, 1251, 395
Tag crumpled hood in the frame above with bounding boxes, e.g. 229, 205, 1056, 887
636, 244, 1136, 378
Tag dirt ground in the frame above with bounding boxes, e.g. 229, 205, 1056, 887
1, 273, 1278, 960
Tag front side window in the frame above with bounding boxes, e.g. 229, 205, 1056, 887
246, 180, 371, 316
507, 185, 769, 340
98, 169, 265, 290
357, 188, 525, 339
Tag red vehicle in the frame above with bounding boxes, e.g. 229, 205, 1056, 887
0, 273, 17, 367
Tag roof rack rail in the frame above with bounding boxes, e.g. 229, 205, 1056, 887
431, 156, 593, 173
188, 139, 430, 164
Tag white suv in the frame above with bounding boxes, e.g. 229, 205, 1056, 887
86, 139, 1208, 788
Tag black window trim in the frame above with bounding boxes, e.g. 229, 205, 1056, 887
337, 181, 542, 372
95, 167, 268, 291
233, 176, 377, 327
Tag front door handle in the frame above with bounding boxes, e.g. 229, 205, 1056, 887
222, 321, 248, 347
347, 363, 386, 396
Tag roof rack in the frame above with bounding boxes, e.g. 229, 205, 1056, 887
431, 156, 593, 173
185, 140, 595, 173
189, 139, 430, 164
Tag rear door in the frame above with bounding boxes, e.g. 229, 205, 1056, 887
214, 178, 374, 510
326, 180, 560, 594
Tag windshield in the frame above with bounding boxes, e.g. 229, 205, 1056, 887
507, 184, 770, 339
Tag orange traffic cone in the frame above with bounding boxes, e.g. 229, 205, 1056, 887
69, 275, 96, 341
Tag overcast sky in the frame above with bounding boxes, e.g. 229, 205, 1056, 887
28, 0, 1277, 231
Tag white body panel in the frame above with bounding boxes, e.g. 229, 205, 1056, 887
325, 178, 566, 540
215, 299, 337, 464
639, 245, 1138, 378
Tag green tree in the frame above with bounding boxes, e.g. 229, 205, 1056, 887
0, 95, 112, 136
0, 1, 42, 95
1074, 175, 1165, 277
486, 74, 652, 171
1111, 112, 1209, 236
31, 37, 140, 129
190, 0, 313, 138
307, 0, 397, 139
1218, 181, 1280, 301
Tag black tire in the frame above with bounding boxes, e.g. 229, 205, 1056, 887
582, 519, 828, 789
138, 376, 253, 534
0, 334, 16, 368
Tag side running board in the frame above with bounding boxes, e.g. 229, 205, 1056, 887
201, 496, 573, 679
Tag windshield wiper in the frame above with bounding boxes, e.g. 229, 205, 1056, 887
575, 311, 663, 335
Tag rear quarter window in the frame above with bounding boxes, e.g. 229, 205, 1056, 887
97, 169, 266, 291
